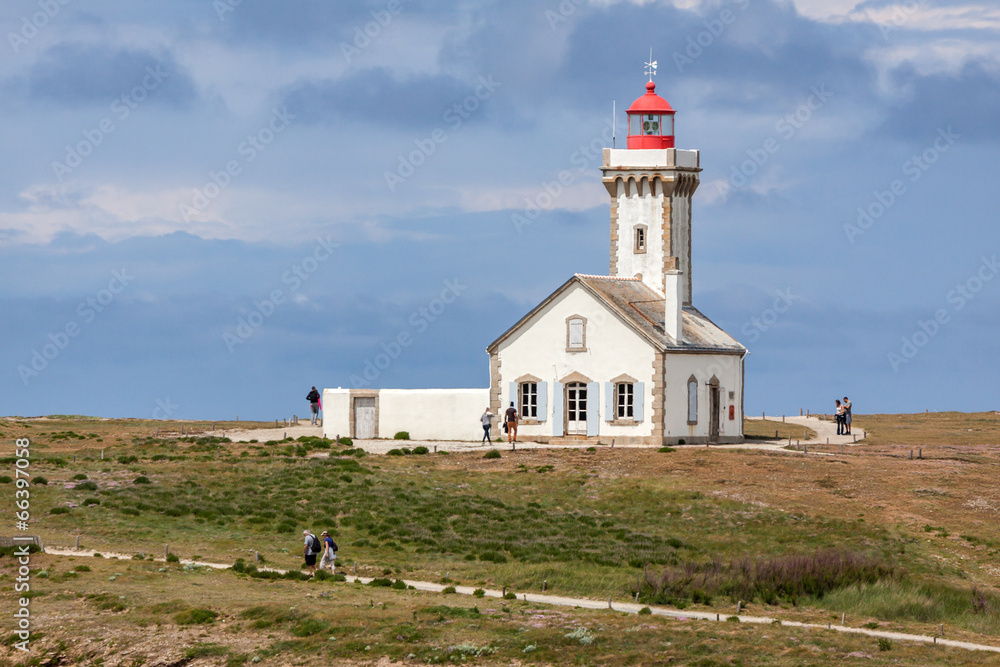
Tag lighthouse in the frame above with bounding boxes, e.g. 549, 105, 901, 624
326, 65, 746, 446
602, 78, 699, 341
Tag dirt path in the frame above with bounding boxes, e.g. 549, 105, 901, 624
43, 546, 1000, 655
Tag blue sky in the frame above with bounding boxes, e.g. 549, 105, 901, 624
2, 0, 998, 420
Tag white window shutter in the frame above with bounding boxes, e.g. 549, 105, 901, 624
552, 382, 564, 436
537, 382, 548, 422
634, 382, 645, 422
604, 383, 614, 421
586, 382, 600, 436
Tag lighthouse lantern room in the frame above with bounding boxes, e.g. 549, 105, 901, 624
626, 81, 675, 149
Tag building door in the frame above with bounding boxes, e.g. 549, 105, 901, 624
354, 397, 376, 439
709, 386, 720, 441
565, 382, 588, 435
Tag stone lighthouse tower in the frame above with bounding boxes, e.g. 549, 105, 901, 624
601, 77, 700, 341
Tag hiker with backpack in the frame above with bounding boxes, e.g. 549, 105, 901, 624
307, 386, 321, 425
320, 531, 338, 573
303, 529, 321, 575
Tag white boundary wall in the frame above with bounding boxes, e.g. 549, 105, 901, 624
323, 388, 489, 442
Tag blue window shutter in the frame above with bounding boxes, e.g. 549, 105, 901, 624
509, 382, 517, 413
552, 382, 564, 436
604, 383, 614, 421
634, 382, 645, 422
587, 382, 600, 436
537, 382, 548, 422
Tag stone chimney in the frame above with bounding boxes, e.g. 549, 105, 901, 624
664, 269, 683, 342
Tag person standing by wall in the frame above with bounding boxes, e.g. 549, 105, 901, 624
307, 386, 321, 425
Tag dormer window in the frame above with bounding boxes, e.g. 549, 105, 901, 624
634, 225, 647, 253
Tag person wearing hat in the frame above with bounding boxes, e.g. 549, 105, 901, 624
320, 531, 338, 573
303, 529, 320, 575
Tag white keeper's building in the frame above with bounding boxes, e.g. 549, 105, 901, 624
325, 78, 747, 445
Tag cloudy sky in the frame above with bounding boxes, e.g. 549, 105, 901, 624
2, 0, 998, 421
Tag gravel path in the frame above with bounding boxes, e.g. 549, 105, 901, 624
43, 546, 1000, 655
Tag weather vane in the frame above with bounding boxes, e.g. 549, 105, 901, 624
644, 48, 657, 82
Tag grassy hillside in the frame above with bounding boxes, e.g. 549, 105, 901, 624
2, 413, 1000, 665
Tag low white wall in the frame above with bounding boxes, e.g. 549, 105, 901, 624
379, 389, 489, 441
321, 388, 350, 441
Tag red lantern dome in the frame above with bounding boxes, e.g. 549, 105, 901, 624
626, 81, 675, 149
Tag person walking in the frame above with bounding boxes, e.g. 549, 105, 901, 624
843, 396, 852, 435
834, 399, 845, 435
320, 531, 338, 573
480, 407, 494, 444
504, 401, 519, 444
303, 529, 320, 575
307, 386, 321, 425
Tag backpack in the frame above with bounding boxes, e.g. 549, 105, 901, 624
308, 535, 321, 554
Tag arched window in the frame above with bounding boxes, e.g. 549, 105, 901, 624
687, 375, 698, 424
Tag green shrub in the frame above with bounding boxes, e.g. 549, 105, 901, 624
166, 553, 180, 563
387, 449, 404, 456
677, 439, 686, 445
72, 473, 88, 480
117, 455, 138, 464
0, 475, 12, 483
503, 592, 517, 600
87, 593, 127, 612
442, 586, 457, 594
75, 481, 98, 491
412, 446, 429, 455
291, 618, 329, 637
658, 446, 676, 453
877, 637, 892, 651
337, 437, 353, 446
368, 577, 393, 587
638, 606, 652, 615
473, 588, 486, 598
134, 476, 151, 485
175, 607, 218, 625
49, 506, 70, 515
394, 431, 410, 440
484, 449, 501, 460
75, 564, 91, 572
31, 476, 48, 485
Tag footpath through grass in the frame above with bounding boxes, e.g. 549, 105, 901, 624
5, 414, 1000, 664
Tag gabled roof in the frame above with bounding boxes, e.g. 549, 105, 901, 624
487, 274, 746, 355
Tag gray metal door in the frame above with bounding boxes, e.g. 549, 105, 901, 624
354, 397, 376, 439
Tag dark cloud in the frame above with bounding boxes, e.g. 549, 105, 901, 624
880, 60, 1000, 142
24, 43, 198, 107
281, 67, 492, 127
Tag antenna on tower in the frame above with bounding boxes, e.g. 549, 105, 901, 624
644, 48, 657, 82
612, 100, 616, 148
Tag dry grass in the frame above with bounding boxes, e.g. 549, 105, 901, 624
744, 418, 817, 440
4, 412, 1000, 665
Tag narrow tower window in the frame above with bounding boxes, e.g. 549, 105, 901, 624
634, 225, 647, 253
